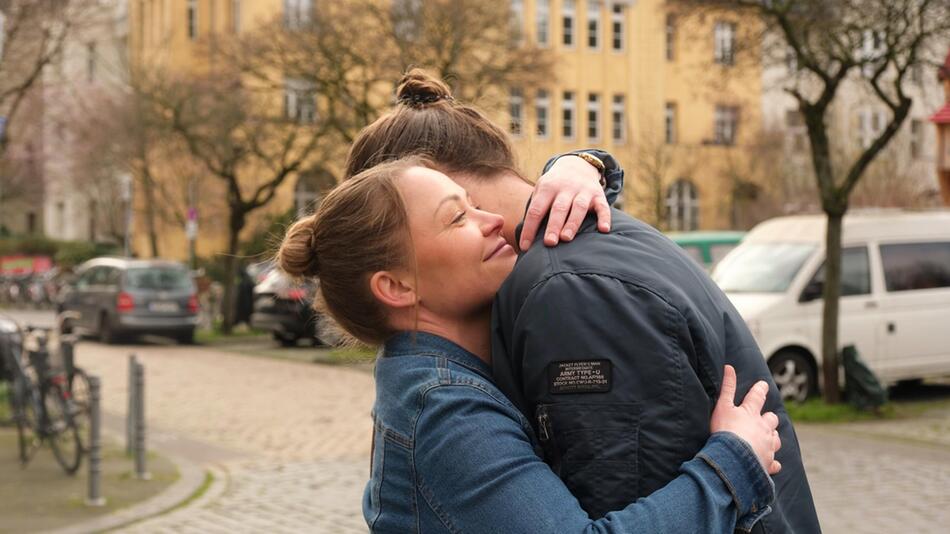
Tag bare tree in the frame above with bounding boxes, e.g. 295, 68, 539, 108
139, 69, 329, 333
676, 0, 950, 402
222, 0, 554, 149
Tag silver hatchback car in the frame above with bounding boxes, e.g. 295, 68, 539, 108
58, 258, 199, 344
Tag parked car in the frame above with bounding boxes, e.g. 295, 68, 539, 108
668, 231, 746, 271
712, 210, 950, 402
250, 269, 326, 346
58, 258, 199, 344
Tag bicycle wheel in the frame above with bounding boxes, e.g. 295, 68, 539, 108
68, 368, 91, 449
44, 382, 82, 475
12, 376, 40, 465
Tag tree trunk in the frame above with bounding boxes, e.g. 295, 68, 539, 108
140, 167, 160, 257
220, 209, 246, 334
820, 210, 844, 403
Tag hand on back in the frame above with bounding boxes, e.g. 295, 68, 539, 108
710, 365, 782, 475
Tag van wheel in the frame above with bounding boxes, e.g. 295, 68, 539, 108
769, 351, 816, 403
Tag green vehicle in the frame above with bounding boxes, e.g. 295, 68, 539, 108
667, 231, 746, 270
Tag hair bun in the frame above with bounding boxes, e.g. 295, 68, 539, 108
396, 68, 454, 108
277, 217, 321, 278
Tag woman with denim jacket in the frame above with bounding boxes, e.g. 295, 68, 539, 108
277, 154, 782, 533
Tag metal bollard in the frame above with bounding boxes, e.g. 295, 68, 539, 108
85, 375, 106, 506
133, 361, 151, 480
126, 354, 137, 455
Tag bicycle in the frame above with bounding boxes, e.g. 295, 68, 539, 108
0, 317, 86, 475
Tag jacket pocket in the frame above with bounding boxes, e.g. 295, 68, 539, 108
535, 402, 640, 519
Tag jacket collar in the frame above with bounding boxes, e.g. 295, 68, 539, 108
382, 331, 492, 379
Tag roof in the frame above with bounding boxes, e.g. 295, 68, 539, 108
744, 210, 950, 245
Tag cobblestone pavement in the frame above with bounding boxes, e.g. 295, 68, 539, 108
0, 303, 939, 533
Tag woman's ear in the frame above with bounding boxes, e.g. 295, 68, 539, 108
369, 270, 417, 310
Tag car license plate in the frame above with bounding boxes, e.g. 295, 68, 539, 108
148, 301, 179, 312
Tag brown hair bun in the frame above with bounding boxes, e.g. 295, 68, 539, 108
277, 216, 320, 278
396, 68, 453, 108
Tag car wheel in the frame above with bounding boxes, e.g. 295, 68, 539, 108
98, 314, 118, 345
768, 350, 816, 403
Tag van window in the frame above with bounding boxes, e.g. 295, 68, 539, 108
713, 243, 815, 293
805, 247, 871, 297
880, 242, 950, 292
125, 267, 194, 291
710, 244, 738, 267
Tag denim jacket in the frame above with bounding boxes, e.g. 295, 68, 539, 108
363, 331, 775, 533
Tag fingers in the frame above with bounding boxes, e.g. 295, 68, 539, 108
716, 365, 738, 409
773, 429, 782, 453
559, 194, 592, 242
768, 460, 782, 475
740, 380, 770, 415
762, 411, 779, 430
520, 187, 556, 251
593, 196, 611, 233
543, 192, 573, 246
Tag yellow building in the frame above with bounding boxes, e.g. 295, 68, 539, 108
507, 0, 765, 231
128, 0, 766, 262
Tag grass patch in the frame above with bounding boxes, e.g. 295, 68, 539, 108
195, 327, 268, 345
177, 471, 214, 509
786, 399, 897, 423
326, 346, 376, 365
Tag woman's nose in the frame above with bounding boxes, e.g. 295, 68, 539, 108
478, 209, 505, 236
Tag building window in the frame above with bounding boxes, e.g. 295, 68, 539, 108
858, 108, 886, 149
910, 119, 923, 159
786, 108, 806, 152
232, 0, 241, 33
187, 0, 198, 40
509, 88, 524, 136
562, 0, 575, 47
285, 0, 313, 29
587, 93, 600, 141
535, 89, 549, 138
587, 0, 600, 49
562, 91, 575, 139
611, 3, 624, 51
511, 0, 524, 40
786, 46, 798, 74
536, 0, 549, 46
285, 78, 317, 123
26, 212, 37, 234
861, 30, 884, 77
714, 21, 736, 66
88, 199, 97, 241
56, 201, 66, 236
665, 102, 677, 144
665, 13, 675, 61
714, 105, 739, 145
612, 94, 626, 143
295, 174, 323, 217
666, 179, 699, 231
87, 42, 96, 82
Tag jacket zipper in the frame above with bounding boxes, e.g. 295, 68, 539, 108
537, 407, 551, 442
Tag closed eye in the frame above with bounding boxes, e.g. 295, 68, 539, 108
452, 210, 466, 224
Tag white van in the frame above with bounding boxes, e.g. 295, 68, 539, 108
712, 210, 950, 402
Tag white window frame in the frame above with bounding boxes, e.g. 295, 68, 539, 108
665, 102, 676, 144
536, 0, 550, 46
285, 78, 317, 124
666, 179, 700, 231
509, 88, 524, 137
511, 0, 524, 42
714, 21, 736, 66
611, 2, 625, 51
562, 91, 575, 139
232, 0, 241, 33
587, 92, 600, 141
858, 108, 887, 149
285, 0, 314, 30
587, 0, 600, 50
562, 0, 575, 48
714, 105, 739, 145
612, 94, 626, 143
535, 89, 550, 138
910, 119, 923, 159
